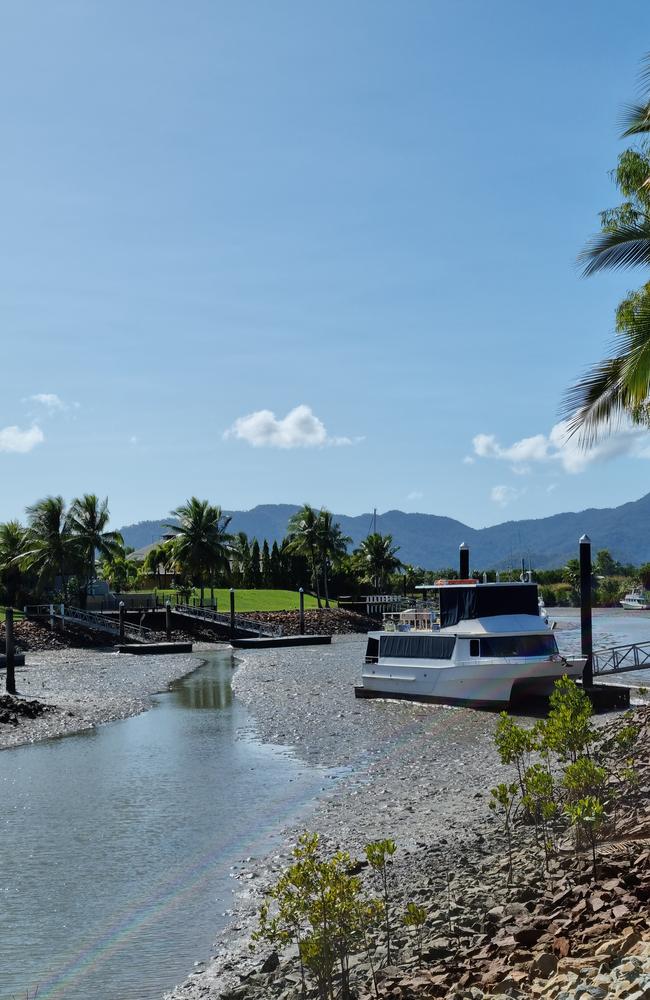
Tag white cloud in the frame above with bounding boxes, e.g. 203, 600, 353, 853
462, 455, 475, 465
407, 490, 423, 501
491, 484, 525, 507
25, 393, 80, 415
472, 420, 650, 475
129, 435, 138, 446
0, 424, 44, 453
224, 404, 361, 449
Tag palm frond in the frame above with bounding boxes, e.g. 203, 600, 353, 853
563, 302, 650, 444
619, 101, 650, 137
579, 221, 650, 276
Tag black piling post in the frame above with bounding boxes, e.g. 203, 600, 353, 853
165, 601, 172, 641
580, 534, 593, 688
119, 600, 126, 642
299, 587, 305, 635
459, 543, 469, 579
230, 588, 236, 640
5, 607, 16, 695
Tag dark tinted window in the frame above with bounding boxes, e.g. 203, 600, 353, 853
381, 635, 455, 659
469, 639, 480, 657
480, 635, 558, 658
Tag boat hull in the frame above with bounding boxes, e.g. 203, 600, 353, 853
356, 657, 586, 708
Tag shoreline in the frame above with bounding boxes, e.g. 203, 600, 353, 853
163, 637, 517, 998
0, 643, 223, 751
165, 636, 650, 1000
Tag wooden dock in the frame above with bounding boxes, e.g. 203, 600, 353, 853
116, 642, 193, 655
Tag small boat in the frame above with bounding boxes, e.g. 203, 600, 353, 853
355, 577, 584, 709
620, 588, 650, 611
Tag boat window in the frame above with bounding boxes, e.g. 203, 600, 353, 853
469, 639, 480, 657
365, 637, 379, 663
480, 635, 558, 658
380, 635, 455, 659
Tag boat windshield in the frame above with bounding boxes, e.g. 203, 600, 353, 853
478, 634, 558, 658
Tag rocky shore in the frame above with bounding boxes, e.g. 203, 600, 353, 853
166, 638, 649, 1000
240, 608, 377, 636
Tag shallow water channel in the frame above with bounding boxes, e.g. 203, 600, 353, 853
0, 651, 331, 1000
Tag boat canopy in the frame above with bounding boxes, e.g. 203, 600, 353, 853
429, 583, 539, 628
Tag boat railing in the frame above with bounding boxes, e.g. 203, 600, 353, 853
381, 609, 440, 633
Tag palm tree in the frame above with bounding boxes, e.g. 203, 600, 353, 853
565, 55, 650, 440
353, 533, 402, 594
0, 521, 26, 606
143, 543, 174, 592
166, 498, 232, 605
68, 494, 123, 602
316, 510, 351, 608
22, 496, 73, 596
99, 546, 140, 593
287, 504, 322, 607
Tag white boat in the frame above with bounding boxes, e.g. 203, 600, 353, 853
620, 588, 650, 610
355, 578, 585, 709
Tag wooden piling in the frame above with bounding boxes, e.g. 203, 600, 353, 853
5, 607, 16, 695
299, 588, 305, 635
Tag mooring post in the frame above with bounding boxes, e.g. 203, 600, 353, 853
119, 600, 126, 642
459, 542, 469, 579
49, 603, 55, 631
165, 601, 172, 641
299, 587, 305, 635
580, 534, 593, 688
4, 606, 16, 695
230, 588, 236, 640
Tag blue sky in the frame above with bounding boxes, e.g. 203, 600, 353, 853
2, 0, 650, 529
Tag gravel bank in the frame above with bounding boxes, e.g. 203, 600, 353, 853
0, 644, 220, 750
165, 637, 509, 999
166, 638, 649, 1000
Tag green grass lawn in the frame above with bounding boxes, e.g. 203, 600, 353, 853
135, 588, 332, 612
0, 607, 24, 623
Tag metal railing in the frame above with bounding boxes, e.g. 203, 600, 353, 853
24, 604, 154, 643
593, 640, 650, 676
173, 603, 280, 638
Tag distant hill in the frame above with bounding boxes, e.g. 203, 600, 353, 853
118, 494, 650, 570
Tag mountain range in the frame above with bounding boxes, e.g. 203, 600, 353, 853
118, 493, 650, 570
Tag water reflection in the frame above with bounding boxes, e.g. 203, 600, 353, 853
172, 652, 234, 710
0, 650, 328, 1000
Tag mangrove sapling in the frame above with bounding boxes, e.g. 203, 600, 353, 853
522, 763, 558, 868
364, 839, 397, 966
542, 676, 595, 764
494, 712, 537, 798
564, 795, 605, 878
489, 782, 518, 885
254, 832, 370, 1000
403, 901, 427, 965
356, 897, 383, 1000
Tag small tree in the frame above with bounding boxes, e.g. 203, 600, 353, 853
403, 902, 427, 965
539, 675, 594, 763
522, 763, 558, 866
565, 795, 605, 877
494, 713, 537, 797
489, 782, 518, 885
364, 839, 397, 965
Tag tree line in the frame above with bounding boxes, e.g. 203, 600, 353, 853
2, 495, 649, 610
0, 496, 403, 609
